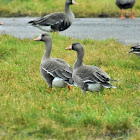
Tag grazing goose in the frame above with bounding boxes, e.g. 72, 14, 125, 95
34, 33, 73, 90
116, 0, 136, 19
28, 0, 78, 32
66, 42, 117, 94
128, 45, 140, 57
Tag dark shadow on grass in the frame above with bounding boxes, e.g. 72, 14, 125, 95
98, 14, 109, 18
27, 126, 56, 138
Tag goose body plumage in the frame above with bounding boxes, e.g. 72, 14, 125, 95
129, 45, 140, 57
34, 33, 73, 89
28, 0, 78, 32
116, 0, 135, 18
116, 0, 135, 9
66, 43, 117, 94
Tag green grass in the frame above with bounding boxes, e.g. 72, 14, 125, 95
0, 0, 140, 17
0, 34, 140, 139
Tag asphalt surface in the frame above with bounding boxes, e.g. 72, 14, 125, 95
0, 17, 140, 45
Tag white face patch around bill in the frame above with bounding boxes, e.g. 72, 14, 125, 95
72, 0, 78, 5
38, 34, 42, 40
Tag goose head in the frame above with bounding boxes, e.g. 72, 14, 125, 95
34, 33, 51, 42
66, 0, 78, 5
66, 42, 83, 52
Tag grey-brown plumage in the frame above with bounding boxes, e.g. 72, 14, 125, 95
34, 33, 73, 89
116, 0, 135, 18
28, 0, 78, 32
66, 42, 117, 94
116, 0, 135, 9
128, 45, 140, 57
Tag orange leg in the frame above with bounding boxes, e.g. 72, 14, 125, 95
130, 9, 135, 19
46, 83, 52, 93
47, 88, 52, 93
68, 85, 71, 90
49, 88, 52, 91
120, 9, 125, 19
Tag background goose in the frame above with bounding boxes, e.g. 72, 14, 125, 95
34, 33, 73, 90
116, 0, 135, 19
28, 0, 78, 32
66, 42, 117, 94
128, 45, 140, 57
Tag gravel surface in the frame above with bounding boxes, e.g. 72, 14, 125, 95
0, 17, 140, 45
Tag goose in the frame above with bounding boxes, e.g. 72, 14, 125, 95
28, 0, 78, 32
128, 45, 140, 57
34, 33, 73, 90
116, 0, 135, 19
66, 42, 117, 94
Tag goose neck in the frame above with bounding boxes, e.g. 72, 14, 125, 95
73, 50, 84, 69
42, 41, 52, 59
65, 3, 72, 15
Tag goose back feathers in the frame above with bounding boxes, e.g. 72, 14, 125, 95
129, 45, 140, 57
116, 0, 135, 9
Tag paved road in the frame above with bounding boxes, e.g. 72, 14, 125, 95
0, 17, 140, 45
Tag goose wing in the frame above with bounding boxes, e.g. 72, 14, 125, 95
54, 58, 70, 67
116, 0, 135, 5
129, 45, 140, 54
41, 59, 73, 85
75, 65, 116, 88
29, 12, 68, 26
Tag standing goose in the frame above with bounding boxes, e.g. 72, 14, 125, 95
28, 0, 78, 32
116, 0, 136, 19
128, 45, 140, 57
66, 42, 117, 94
34, 33, 73, 90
